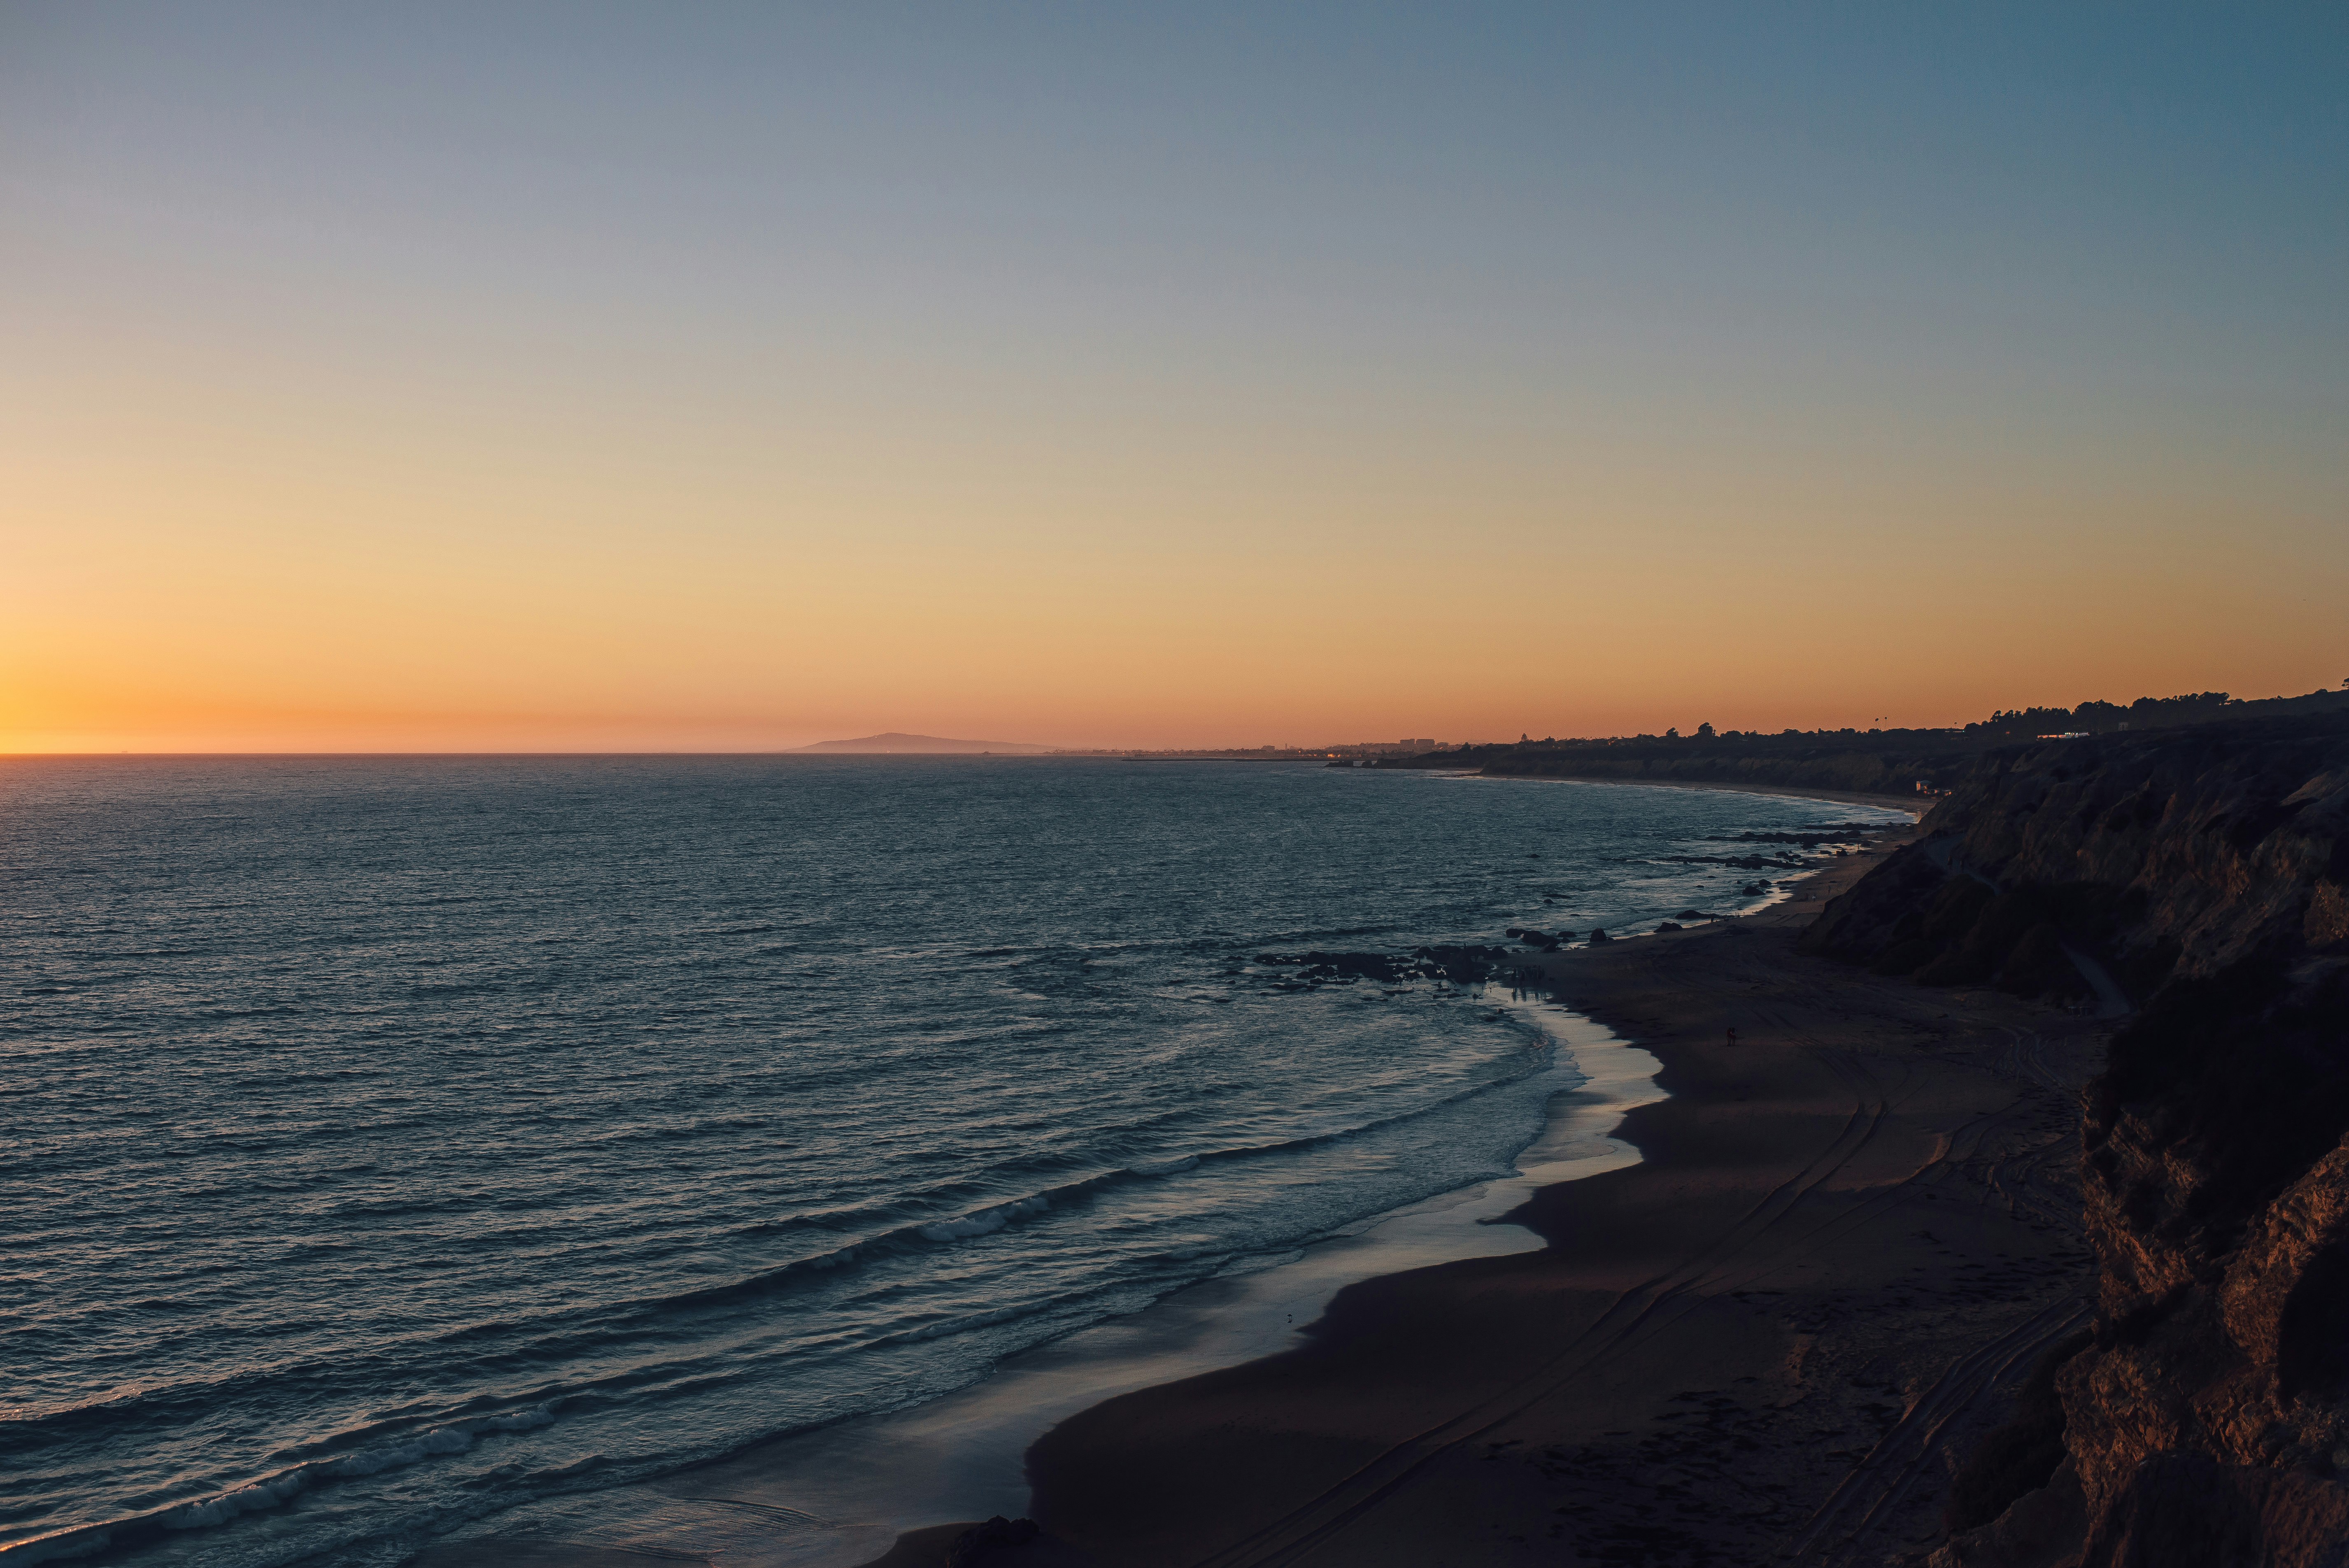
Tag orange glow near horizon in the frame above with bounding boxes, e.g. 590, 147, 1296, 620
7, 370, 2345, 753
7, 315, 2342, 753
9, 435, 2338, 753
7, 10, 2344, 754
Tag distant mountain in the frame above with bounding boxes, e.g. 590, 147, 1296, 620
793, 732, 1056, 755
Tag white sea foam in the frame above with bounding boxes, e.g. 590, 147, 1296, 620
480, 1403, 558, 1432
163, 1470, 307, 1529
919, 1196, 1051, 1242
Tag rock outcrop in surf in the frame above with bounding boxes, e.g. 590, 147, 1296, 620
1252, 945, 1516, 984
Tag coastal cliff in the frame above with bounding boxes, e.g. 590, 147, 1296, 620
1352, 686, 2349, 803
1801, 714, 2349, 1566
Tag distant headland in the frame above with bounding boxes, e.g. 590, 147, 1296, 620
792, 732, 1057, 755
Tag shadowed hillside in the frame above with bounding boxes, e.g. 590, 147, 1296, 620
1353, 686, 2349, 803
1801, 712, 2349, 1567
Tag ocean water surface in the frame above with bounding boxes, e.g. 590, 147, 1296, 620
0, 758, 1904, 1566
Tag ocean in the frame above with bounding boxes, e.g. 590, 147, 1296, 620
0, 757, 1906, 1566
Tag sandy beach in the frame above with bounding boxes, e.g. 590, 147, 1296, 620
1010, 833, 2109, 1568
1459, 775, 1936, 818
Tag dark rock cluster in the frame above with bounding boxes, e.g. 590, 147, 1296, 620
1663, 851, 1815, 870
1702, 827, 1884, 847
1252, 944, 1515, 984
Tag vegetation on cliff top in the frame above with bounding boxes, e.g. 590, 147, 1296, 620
1355, 684, 2349, 800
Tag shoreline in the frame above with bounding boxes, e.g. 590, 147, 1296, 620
406, 789, 1990, 1568
409, 1007, 1668, 1568
1021, 831, 2106, 1567
1463, 770, 1935, 817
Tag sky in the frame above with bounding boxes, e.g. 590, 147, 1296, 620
5, 3, 2344, 752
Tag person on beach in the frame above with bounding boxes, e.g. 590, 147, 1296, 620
1726, 1027, 1739, 1048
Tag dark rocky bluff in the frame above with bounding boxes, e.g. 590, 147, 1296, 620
1800, 714, 2349, 1567
1359, 686, 2349, 800
944, 1515, 1041, 1566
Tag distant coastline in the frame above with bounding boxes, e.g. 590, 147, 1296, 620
793, 731, 1059, 754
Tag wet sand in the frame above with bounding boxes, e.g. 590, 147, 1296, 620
1467, 775, 1932, 817
1016, 836, 2107, 1568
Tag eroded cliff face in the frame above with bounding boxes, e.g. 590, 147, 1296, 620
1802, 715, 2349, 1568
